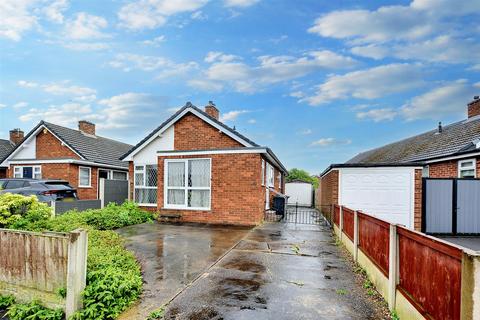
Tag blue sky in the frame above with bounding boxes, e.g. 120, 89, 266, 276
1, 0, 479, 174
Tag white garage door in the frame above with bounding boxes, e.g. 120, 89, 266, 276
285, 182, 313, 207
339, 167, 415, 228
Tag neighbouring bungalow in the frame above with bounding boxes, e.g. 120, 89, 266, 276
320, 96, 480, 232
121, 101, 287, 226
1, 121, 132, 200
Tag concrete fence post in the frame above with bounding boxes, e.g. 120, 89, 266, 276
50, 201, 56, 217
353, 210, 359, 262
339, 206, 344, 241
66, 229, 88, 319
460, 251, 480, 319
388, 224, 398, 310
99, 178, 105, 208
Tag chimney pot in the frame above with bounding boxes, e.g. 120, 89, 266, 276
78, 120, 96, 135
9, 129, 24, 145
468, 95, 480, 119
438, 121, 442, 133
204, 101, 220, 120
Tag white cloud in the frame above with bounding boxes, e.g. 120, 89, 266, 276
118, 0, 208, 30
224, 0, 259, 8
190, 10, 206, 20
310, 1, 480, 67
19, 103, 93, 126
62, 42, 109, 50
43, 83, 96, 96
187, 79, 223, 92
0, 0, 38, 41
142, 35, 165, 46
0, 104, 6, 109
13, 101, 29, 109
304, 63, 424, 106
356, 108, 397, 122
18, 80, 38, 88
43, 0, 68, 23
247, 119, 256, 124
401, 80, 478, 120
310, 138, 351, 147
64, 12, 108, 40
299, 129, 312, 135
219, 110, 250, 122
191, 50, 357, 93
97, 92, 170, 131
109, 53, 198, 79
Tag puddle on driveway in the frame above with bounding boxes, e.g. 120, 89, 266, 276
116, 222, 250, 319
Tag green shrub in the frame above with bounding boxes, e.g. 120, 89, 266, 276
0, 193, 51, 228
0, 294, 15, 309
2, 198, 153, 320
6, 300, 63, 320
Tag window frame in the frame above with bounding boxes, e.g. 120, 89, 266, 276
13, 165, 42, 179
458, 158, 476, 178
164, 158, 212, 211
133, 164, 158, 206
261, 159, 265, 186
266, 163, 274, 187
78, 166, 92, 188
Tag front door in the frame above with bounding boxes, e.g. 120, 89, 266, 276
23, 167, 33, 178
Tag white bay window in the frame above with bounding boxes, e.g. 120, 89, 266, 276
165, 159, 211, 210
134, 164, 158, 205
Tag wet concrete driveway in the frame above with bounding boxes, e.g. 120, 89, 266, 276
163, 218, 386, 319
116, 223, 250, 319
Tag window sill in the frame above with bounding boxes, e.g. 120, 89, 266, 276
78, 186, 92, 189
137, 203, 157, 207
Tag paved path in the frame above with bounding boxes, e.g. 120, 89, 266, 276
116, 223, 250, 319
163, 218, 386, 319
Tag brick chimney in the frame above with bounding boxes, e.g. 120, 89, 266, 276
204, 101, 219, 120
78, 120, 95, 135
9, 129, 24, 145
468, 96, 480, 118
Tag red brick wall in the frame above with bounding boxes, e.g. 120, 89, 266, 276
320, 170, 339, 216
428, 160, 458, 178
36, 130, 80, 159
174, 113, 243, 150
414, 169, 422, 231
157, 153, 265, 226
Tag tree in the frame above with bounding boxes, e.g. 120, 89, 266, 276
286, 168, 319, 188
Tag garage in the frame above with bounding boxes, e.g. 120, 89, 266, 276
321, 164, 422, 230
285, 180, 314, 207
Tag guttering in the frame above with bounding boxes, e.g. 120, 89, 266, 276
423, 151, 480, 164
7, 158, 128, 171
157, 147, 288, 174
320, 162, 425, 178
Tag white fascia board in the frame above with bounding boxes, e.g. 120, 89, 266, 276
157, 148, 267, 156
124, 107, 255, 161
424, 152, 480, 164
7, 158, 128, 171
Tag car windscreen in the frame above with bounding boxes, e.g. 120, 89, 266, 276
43, 183, 74, 190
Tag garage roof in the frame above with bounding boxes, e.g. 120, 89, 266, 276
347, 116, 480, 165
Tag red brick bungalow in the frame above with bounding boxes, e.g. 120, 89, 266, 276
121, 101, 287, 226
1, 121, 132, 199
320, 96, 480, 231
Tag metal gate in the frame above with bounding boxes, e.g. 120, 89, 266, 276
264, 205, 323, 225
423, 178, 480, 235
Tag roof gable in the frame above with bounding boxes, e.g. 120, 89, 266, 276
3, 121, 132, 168
121, 102, 259, 161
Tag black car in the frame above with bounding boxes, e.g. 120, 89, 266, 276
0, 179, 78, 202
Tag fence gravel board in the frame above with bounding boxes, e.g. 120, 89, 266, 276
358, 212, 390, 277
397, 226, 462, 320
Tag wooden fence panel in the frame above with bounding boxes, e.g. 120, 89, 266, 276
343, 207, 354, 240
333, 204, 340, 226
358, 212, 390, 277
397, 227, 462, 320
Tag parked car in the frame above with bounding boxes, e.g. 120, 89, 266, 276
0, 179, 78, 202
